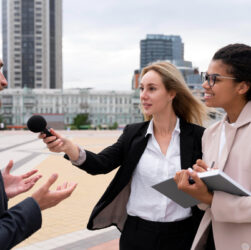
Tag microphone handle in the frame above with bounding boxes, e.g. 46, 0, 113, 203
42, 127, 53, 137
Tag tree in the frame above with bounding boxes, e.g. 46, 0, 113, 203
109, 122, 118, 130
72, 114, 90, 129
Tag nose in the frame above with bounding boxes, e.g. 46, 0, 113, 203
202, 80, 209, 90
0, 72, 8, 89
140, 88, 148, 100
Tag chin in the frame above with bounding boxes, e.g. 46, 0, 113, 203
205, 103, 218, 108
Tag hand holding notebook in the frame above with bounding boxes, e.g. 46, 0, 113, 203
152, 169, 251, 208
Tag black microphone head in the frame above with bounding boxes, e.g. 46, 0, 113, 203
27, 115, 47, 133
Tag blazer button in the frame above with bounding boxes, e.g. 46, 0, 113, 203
241, 243, 250, 250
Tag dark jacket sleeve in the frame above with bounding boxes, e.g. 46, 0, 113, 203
0, 197, 42, 250
65, 125, 130, 175
0, 172, 42, 250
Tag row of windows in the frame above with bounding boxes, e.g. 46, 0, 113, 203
14, 42, 41, 47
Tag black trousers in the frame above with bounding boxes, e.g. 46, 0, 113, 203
205, 223, 215, 250
120, 215, 196, 250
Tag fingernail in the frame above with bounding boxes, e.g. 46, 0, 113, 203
52, 173, 58, 179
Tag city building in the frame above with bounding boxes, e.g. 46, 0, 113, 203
132, 34, 202, 90
171, 59, 202, 88
2, 0, 62, 89
0, 88, 143, 128
140, 34, 184, 69
131, 70, 140, 90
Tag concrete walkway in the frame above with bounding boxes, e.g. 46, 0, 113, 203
0, 130, 122, 249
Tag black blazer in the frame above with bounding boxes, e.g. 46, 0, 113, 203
70, 120, 205, 232
0, 172, 42, 250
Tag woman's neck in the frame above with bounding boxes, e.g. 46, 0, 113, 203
225, 99, 248, 123
153, 111, 177, 136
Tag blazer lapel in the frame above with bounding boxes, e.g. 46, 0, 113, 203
217, 101, 251, 170
219, 102, 251, 170
180, 119, 194, 170
126, 122, 150, 172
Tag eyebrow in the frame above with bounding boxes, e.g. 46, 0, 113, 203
139, 82, 157, 86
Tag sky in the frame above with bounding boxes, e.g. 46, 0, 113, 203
1, 0, 251, 90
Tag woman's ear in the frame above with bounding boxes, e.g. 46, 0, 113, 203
237, 81, 250, 95
170, 90, 177, 100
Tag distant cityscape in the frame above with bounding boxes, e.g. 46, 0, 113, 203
0, 0, 222, 129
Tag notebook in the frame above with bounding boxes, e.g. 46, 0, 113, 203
152, 169, 251, 208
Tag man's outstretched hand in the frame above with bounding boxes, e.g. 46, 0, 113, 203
2, 160, 42, 199
32, 173, 77, 210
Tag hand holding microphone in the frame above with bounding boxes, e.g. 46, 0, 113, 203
27, 115, 64, 152
27, 115, 53, 137
27, 115, 80, 160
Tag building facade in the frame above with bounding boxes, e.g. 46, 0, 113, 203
133, 34, 202, 90
140, 34, 184, 69
0, 88, 143, 128
2, 0, 62, 89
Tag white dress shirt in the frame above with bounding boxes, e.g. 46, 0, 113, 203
126, 118, 192, 222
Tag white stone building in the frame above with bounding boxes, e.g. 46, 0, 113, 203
0, 88, 143, 128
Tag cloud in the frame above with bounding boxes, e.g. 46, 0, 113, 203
1, 0, 251, 89
62, 0, 251, 89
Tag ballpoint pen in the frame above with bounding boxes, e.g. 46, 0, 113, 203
189, 161, 215, 184
207, 161, 215, 171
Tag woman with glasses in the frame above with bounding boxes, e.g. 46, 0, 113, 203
39, 61, 207, 250
175, 43, 251, 250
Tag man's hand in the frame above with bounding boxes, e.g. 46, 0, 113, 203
2, 160, 42, 199
32, 173, 77, 210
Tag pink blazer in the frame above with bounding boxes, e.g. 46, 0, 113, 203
192, 101, 251, 250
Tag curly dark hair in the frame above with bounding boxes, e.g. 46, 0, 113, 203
212, 43, 251, 100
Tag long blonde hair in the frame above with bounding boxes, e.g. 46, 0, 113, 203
140, 61, 207, 126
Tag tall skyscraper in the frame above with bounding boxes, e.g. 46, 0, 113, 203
140, 34, 184, 69
2, 0, 62, 89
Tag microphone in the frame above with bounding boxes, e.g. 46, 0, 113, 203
27, 115, 53, 137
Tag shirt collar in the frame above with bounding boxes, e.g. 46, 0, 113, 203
145, 117, 180, 137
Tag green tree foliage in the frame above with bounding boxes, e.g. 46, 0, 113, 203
109, 122, 118, 130
72, 114, 90, 129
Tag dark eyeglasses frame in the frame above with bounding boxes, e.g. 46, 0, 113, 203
201, 72, 236, 88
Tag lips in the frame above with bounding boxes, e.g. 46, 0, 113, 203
204, 93, 214, 99
142, 103, 152, 108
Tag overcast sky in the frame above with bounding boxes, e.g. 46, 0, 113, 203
1, 0, 251, 90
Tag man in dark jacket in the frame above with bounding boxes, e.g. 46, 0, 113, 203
0, 59, 77, 250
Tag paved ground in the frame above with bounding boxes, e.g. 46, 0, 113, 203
0, 130, 122, 250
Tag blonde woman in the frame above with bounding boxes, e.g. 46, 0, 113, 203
40, 61, 207, 250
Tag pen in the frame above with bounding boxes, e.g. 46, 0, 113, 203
207, 161, 215, 171
188, 168, 195, 184
189, 161, 215, 184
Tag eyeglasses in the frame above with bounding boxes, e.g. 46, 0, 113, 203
201, 72, 236, 88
